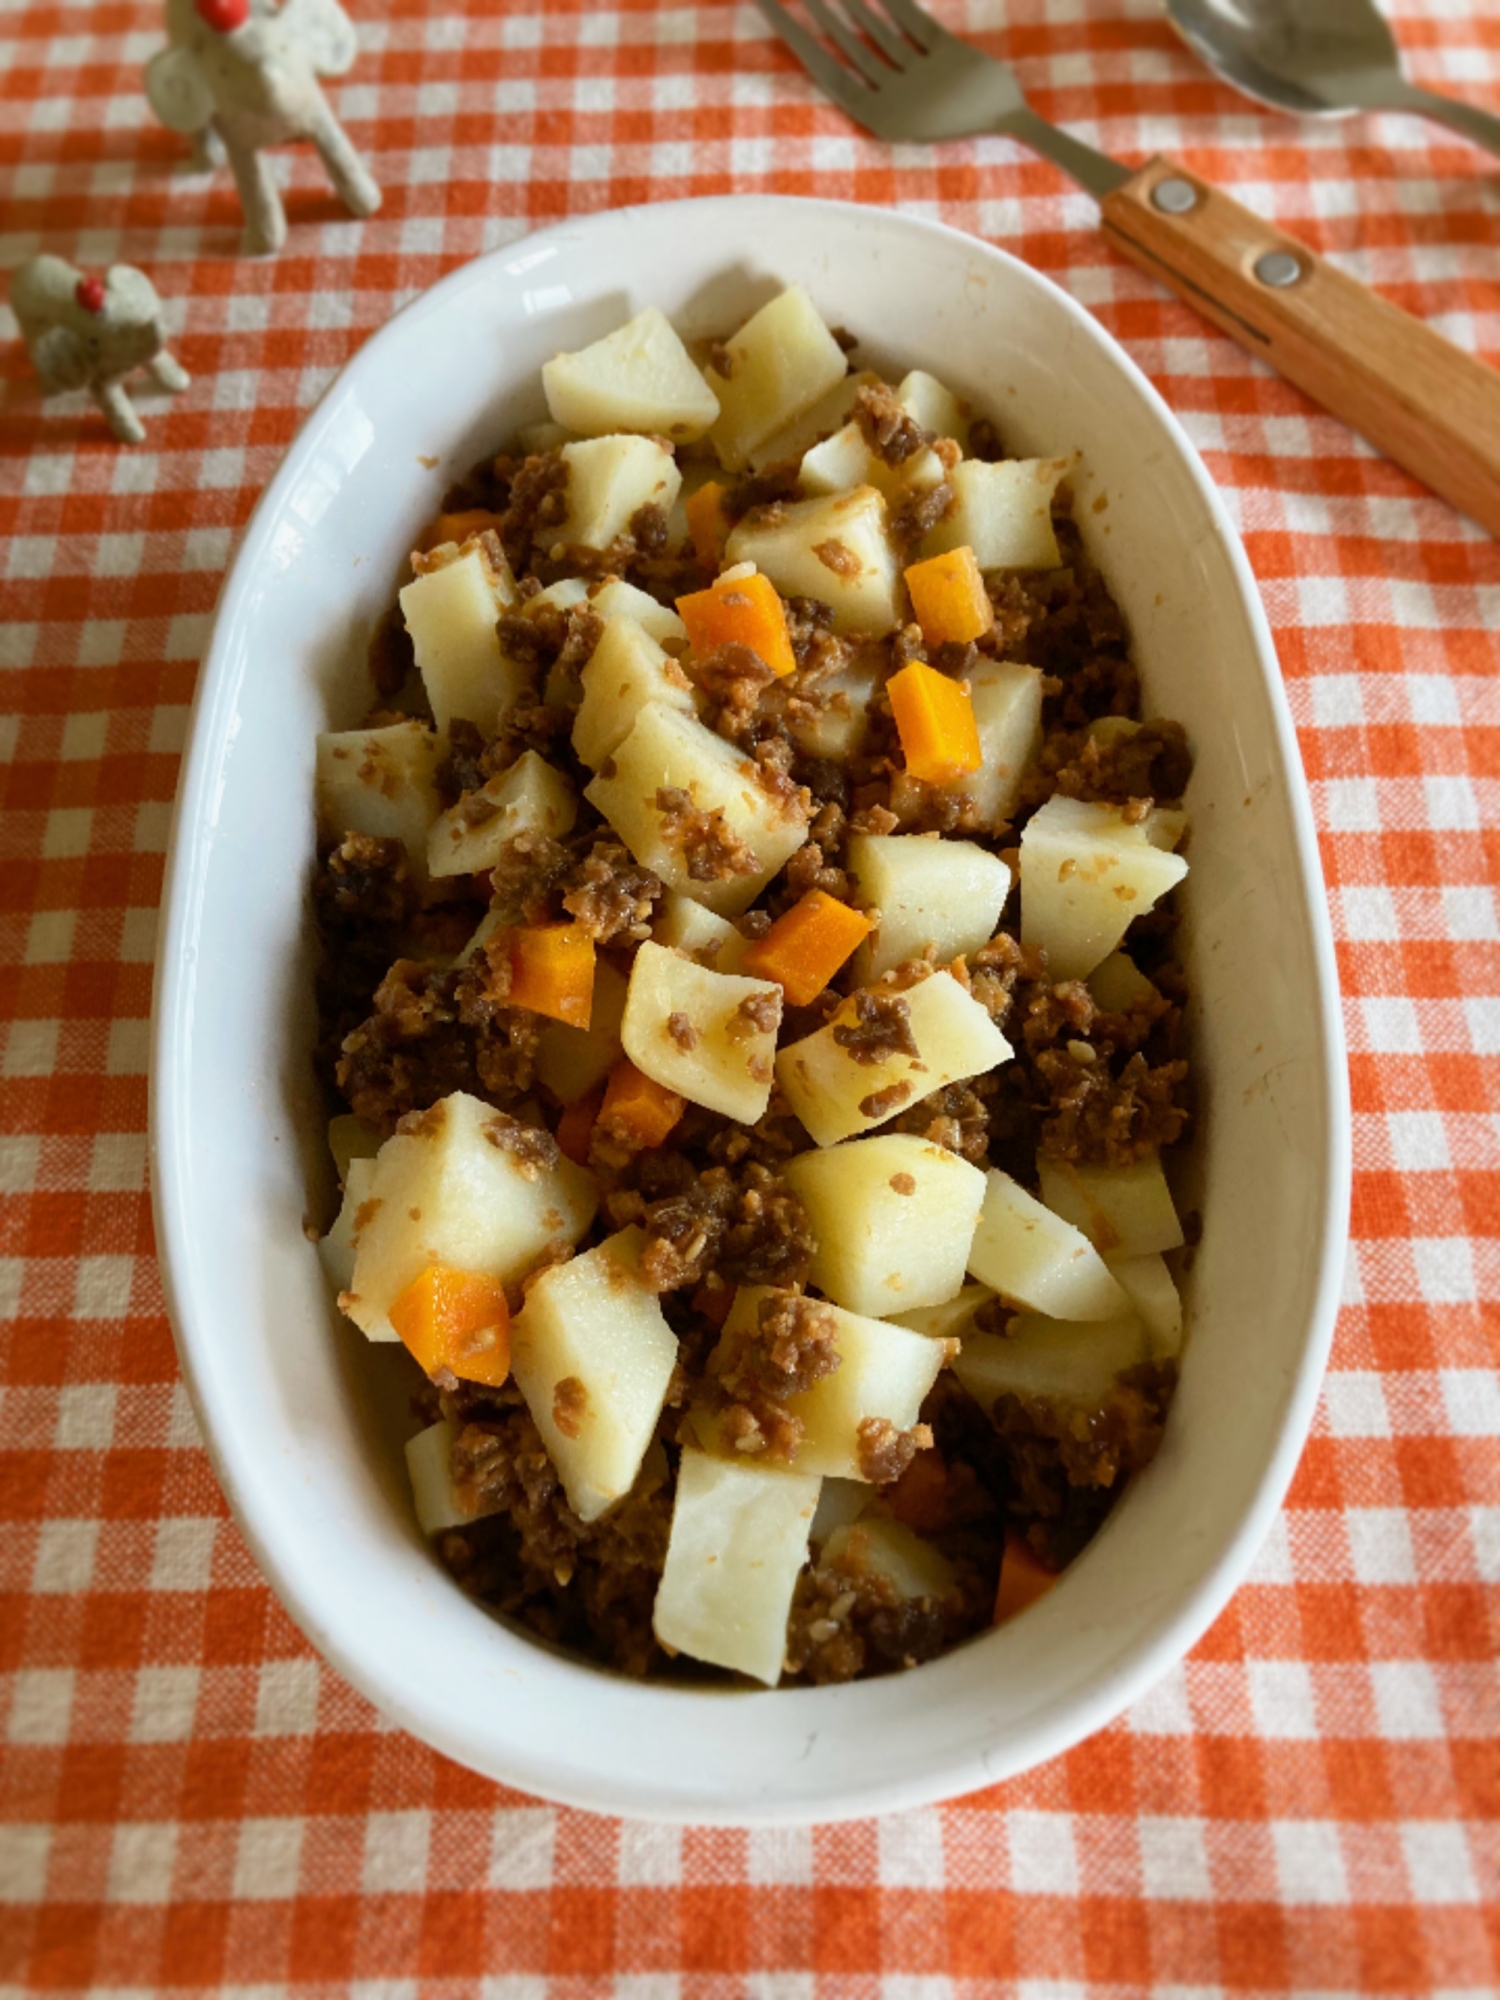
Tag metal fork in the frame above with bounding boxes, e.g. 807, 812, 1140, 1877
753, 0, 1500, 538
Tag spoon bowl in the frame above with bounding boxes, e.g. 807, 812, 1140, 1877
1167, 0, 1500, 157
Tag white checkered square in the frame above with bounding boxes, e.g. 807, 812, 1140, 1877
0, 1827, 51, 1904
54, 1382, 117, 1449
253, 1658, 320, 1736
233, 1818, 304, 1900
1007, 1812, 1078, 1895
362, 1811, 431, 1894
107, 1823, 178, 1904
1370, 1661, 1445, 1740
6, 1669, 75, 1745
488, 1807, 555, 1890
1137, 1817, 1214, 1901
1347, 1509, 1419, 1584
616, 1820, 682, 1887
32, 1519, 99, 1594
877, 1808, 945, 1889
129, 1666, 201, 1743
1400, 1822, 1478, 1904
1271, 1821, 1348, 1905
746, 1825, 814, 1886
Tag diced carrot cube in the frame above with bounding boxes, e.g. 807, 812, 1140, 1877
507, 924, 595, 1029
887, 659, 983, 784
741, 888, 873, 1007
389, 1264, 512, 1388
599, 1058, 685, 1151
992, 1528, 1058, 1626
675, 568, 796, 679
554, 1080, 605, 1167
887, 1450, 950, 1533
684, 481, 731, 569
904, 545, 995, 648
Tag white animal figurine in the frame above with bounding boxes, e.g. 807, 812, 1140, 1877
144, 0, 381, 257
9, 256, 190, 446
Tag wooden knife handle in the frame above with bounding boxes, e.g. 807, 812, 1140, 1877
1100, 156, 1500, 538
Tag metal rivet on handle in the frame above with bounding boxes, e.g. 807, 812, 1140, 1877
1254, 250, 1303, 289
1151, 177, 1199, 215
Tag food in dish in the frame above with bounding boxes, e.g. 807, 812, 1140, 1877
311, 286, 1195, 1686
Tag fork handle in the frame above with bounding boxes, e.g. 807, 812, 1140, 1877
1099, 157, 1500, 537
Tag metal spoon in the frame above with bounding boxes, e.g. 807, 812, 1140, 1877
1167, 0, 1500, 162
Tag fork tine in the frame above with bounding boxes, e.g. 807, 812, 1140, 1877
830, 0, 910, 66
754, 0, 876, 110
864, 0, 942, 54
802, 0, 890, 85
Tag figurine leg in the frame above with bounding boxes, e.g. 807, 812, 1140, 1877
308, 109, 382, 220
150, 350, 190, 394
223, 134, 287, 255
94, 379, 145, 446
191, 124, 227, 174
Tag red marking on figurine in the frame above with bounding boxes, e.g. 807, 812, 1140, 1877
74, 276, 107, 315
194, 0, 250, 31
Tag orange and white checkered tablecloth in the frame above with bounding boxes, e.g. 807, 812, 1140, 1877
3, 0, 1499, 1990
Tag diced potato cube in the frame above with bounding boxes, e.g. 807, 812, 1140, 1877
953, 1310, 1148, 1417
653, 1448, 819, 1685
810, 1476, 869, 1544
584, 702, 809, 917
621, 940, 781, 1124
703, 1286, 949, 1481
776, 970, 1011, 1149
944, 661, 1043, 828
316, 720, 443, 878
317, 1156, 376, 1296
1087, 950, 1158, 1013
399, 546, 521, 732
822, 1515, 956, 1603
725, 486, 900, 637
533, 959, 629, 1103
427, 749, 577, 879
518, 419, 574, 454
1109, 1253, 1183, 1358
749, 367, 881, 471
897, 368, 970, 448
1020, 795, 1189, 981
542, 306, 721, 442
967, 1169, 1129, 1321
706, 284, 849, 472
572, 618, 697, 770
588, 577, 686, 645
328, 1114, 380, 1182
783, 1133, 986, 1317
1037, 1154, 1184, 1259
552, 435, 683, 551
533, 576, 590, 613
510, 1226, 678, 1524
652, 890, 737, 966
922, 456, 1075, 571
780, 656, 882, 763
887, 1280, 995, 1340
405, 1418, 506, 1536
799, 419, 946, 508
797, 420, 872, 496
343, 1093, 596, 1341
846, 832, 1011, 981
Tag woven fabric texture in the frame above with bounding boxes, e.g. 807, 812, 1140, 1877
2, 0, 1499, 1992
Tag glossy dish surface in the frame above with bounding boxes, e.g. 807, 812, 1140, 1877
151, 194, 1350, 1824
